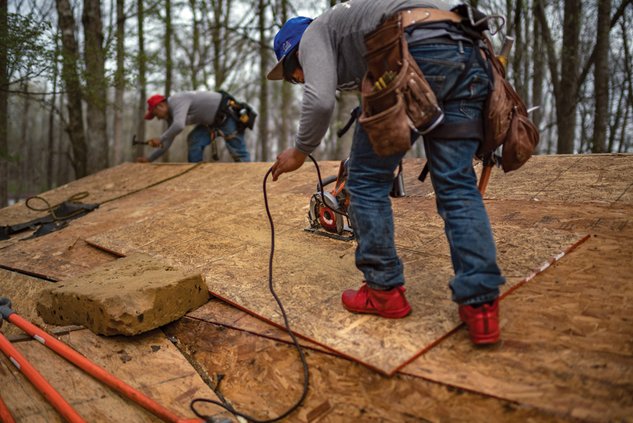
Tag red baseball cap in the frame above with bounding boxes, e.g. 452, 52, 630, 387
144, 94, 166, 120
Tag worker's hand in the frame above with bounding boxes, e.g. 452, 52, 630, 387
271, 147, 307, 181
136, 156, 149, 163
147, 138, 162, 148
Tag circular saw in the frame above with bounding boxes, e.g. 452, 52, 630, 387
305, 160, 354, 241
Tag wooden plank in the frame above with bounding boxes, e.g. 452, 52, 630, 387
401, 234, 633, 422
484, 200, 633, 238
187, 299, 330, 354
85, 162, 585, 374
164, 318, 573, 423
0, 163, 195, 227
484, 154, 633, 204
0, 329, 233, 422
0, 187, 201, 280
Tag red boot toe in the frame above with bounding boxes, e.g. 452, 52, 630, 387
341, 283, 411, 319
458, 298, 500, 345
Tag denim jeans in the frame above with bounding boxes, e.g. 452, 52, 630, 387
347, 42, 505, 306
187, 115, 251, 162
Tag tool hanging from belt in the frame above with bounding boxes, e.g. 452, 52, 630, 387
206, 126, 240, 162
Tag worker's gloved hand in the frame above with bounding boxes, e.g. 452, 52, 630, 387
136, 156, 149, 163
147, 138, 162, 148
272, 147, 307, 181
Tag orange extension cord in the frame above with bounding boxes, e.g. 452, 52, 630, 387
0, 330, 85, 422
0, 300, 203, 423
0, 388, 16, 423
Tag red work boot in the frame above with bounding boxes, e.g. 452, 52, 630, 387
341, 283, 411, 319
458, 298, 500, 345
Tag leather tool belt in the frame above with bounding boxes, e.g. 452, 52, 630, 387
358, 9, 459, 156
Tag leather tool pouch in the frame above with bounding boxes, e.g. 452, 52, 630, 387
359, 14, 443, 156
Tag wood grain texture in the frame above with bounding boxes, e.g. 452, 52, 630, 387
165, 318, 574, 423
0, 163, 195, 227
0, 329, 232, 422
3, 155, 632, 422
85, 162, 585, 374
401, 234, 633, 422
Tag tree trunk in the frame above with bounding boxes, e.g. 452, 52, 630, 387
591, 0, 611, 153
113, 0, 125, 164
47, 32, 60, 189
189, 0, 200, 90
608, 84, 624, 153
258, 0, 269, 161
211, 0, 225, 89
56, 0, 87, 178
511, 0, 526, 101
83, 0, 108, 173
617, 105, 629, 153
0, 0, 8, 206
162, 0, 172, 162
278, 0, 292, 154
556, 0, 581, 154
531, 0, 544, 137
136, 0, 146, 159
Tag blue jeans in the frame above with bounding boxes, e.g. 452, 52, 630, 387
347, 42, 505, 306
187, 115, 251, 162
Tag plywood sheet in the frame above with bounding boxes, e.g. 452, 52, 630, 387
401, 234, 633, 422
484, 154, 633, 204
0, 163, 196, 227
0, 187, 201, 280
0, 329, 232, 422
165, 318, 573, 423
86, 172, 585, 374
484, 200, 633, 238
187, 299, 329, 354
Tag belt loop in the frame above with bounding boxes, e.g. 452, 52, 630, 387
458, 40, 464, 54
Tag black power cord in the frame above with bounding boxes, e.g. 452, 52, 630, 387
190, 156, 328, 422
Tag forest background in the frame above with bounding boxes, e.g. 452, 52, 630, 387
0, 0, 631, 207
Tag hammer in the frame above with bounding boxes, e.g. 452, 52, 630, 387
132, 135, 148, 145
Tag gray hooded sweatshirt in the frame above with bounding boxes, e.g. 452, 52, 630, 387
294, 0, 449, 155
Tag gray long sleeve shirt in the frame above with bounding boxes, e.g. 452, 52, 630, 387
149, 91, 223, 162
294, 0, 449, 155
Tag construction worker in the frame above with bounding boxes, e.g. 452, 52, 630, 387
268, 0, 506, 345
137, 91, 252, 163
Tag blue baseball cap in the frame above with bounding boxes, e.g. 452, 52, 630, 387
267, 16, 313, 80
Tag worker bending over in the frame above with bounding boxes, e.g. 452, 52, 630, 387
269, 0, 506, 345
138, 91, 253, 163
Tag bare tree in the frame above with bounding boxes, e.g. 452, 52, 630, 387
135, 0, 146, 159
277, 0, 292, 154
162, 0, 172, 162
258, 0, 269, 161
531, 0, 544, 136
0, 0, 7, 206
57, 0, 88, 178
165, 0, 172, 97
510, 0, 527, 101
113, 0, 125, 164
83, 0, 109, 172
47, 31, 60, 188
592, 0, 612, 153
536, 0, 582, 154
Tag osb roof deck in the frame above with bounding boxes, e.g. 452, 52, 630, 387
1, 154, 632, 422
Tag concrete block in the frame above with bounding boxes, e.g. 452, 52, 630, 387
37, 253, 209, 336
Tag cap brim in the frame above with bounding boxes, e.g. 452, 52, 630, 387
144, 110, 155, 120
267, 59, 285, 81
